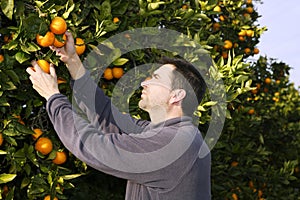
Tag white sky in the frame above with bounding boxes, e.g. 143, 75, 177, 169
255, 0, 300, 89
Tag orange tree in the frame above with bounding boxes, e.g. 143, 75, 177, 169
1, 0, 298, 199
213, 56, 300, 199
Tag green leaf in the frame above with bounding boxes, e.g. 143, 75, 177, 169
0, 174, 17, 184
0, 150, 7, 154
5, 70, 20, 84
4, 136, 17, 146
21, 177, 31, 189
61, 173, 84, 180
15, 51, 30, 64
202, 101, 218, 107
113, 58, 129, 66
63, 3, 75, 19
1, 0, 14, 20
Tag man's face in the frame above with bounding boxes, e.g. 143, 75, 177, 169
138, 64, 175, 112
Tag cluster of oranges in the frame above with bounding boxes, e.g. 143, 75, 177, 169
103, 67, 124, 80
34, 16, 86, 73
33, 128, 67, 165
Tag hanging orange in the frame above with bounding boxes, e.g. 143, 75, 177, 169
35, 137, 53, 155
50, 17, 67, 35
36, 31, 55, 47
75, 38, 86, 55
112, 67, 124, 79
44, 195, 58, 200
52, 151, 67, 165
103, 68, 113, 80
32, 128, 43, 140
36, 60, 51, 74
53, 34, 67, 48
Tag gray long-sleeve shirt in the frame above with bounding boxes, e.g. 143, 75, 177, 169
46, 71, 211, 199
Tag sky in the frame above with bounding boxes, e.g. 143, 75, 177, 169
255, 0, 300, 89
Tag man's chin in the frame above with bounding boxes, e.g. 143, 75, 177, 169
138, 100, 147, 111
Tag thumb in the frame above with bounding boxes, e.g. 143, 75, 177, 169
49, 64, 57, 79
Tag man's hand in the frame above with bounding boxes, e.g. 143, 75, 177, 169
50, 31, 86, 80
26, 60, 60, 101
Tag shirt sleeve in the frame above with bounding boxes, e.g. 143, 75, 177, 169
70, 71, 148, 135
46, 94, 203, 189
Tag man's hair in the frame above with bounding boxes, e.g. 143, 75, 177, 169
159, 57, 207, 116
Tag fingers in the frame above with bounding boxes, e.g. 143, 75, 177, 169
31, 60, 43, 73
49, 63, 57, 79
65, 31, 74, 42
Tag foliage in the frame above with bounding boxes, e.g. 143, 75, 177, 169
0, 0, 298, 199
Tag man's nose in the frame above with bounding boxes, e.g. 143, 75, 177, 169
141, 77, 152, 88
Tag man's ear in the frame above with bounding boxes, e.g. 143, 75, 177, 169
169, 89, 186, 104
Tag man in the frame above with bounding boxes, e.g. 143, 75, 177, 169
27, 31, 211, 199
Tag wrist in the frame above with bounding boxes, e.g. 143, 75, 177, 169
65, 54, 86, 80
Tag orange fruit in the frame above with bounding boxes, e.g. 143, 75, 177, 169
245, 0, 252, 4
103, 68, 113, 80
264, 77, 272, 84
50, 17, 67, 35
52, 151, 67, 165
32, 128, 43, 140
0, 133, 3, 146
2, 185, 9, 197
244, 48, 251, 55
35, 137, 53, 155
57, 77, 67, 84
223, 40, 233, 49
36, 31, 55, 47
0, 54, 4, 63
75, 38, 86, 55
53, 34, 67, 48
231, 161, 239, 167
182, 4, 188, 10
44, 195, 58, 200
221, 51, 228, 59
13, 115, 25, 125
4, 35, 10, 43
113, 17, 120, 23
36, 60, 51, 74
219, 15, 225, 21
256, 83, 261, 89
253, 48, 259, 54
249, 180, 254, 189
238, 29, 247, 37
232, 193, 238, 200
112, 67, 124, 79
246, 29, 254, 37
212, 23, 220, 31
258, 190, 263, 198
248, 109, 255, 115
238, 36, 245, 41
243, 13, 251, 18
251, 89, 258, 94
275, 80, 280, 84
246, 7, 254, 13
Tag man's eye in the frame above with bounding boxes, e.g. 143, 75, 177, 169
152, 74, 159, 79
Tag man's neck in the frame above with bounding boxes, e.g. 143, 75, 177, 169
149, 108, 183, 124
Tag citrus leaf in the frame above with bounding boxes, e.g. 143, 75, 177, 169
0, 150, 7, 155
1, 0, 14, 20
15, 51, 30, 64
61, 173, 84, 180
5, 70, 20, 84
0, 174, 17, 184
112, 58, 129, 66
